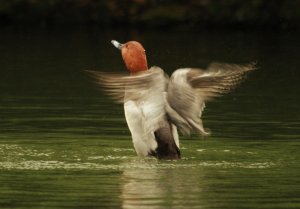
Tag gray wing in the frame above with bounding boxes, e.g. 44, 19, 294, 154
166, 62, 256, 135
86, 66, 168, 103
87, 66, 168, 134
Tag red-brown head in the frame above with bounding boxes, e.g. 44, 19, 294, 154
111, 40, 148, 73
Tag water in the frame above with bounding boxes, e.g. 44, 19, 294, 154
0, 27, 299, 208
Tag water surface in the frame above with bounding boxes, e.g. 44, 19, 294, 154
0, 27, 299, 208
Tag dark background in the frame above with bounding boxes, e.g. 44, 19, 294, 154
0, 0, 299, 30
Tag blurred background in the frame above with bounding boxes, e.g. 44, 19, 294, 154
0, 0, 299, 30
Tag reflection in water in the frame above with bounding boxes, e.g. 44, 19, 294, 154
122, 164, 165, 209
121, 159, 205, 209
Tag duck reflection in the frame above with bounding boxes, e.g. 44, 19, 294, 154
121, 159, 205, 209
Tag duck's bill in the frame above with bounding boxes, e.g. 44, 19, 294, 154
111, 40, 123, 50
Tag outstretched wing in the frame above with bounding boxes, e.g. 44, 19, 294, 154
86, 67, 167, 103
86, 66, 168, 134
166, 62, 256, 135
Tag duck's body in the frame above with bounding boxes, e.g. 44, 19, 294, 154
89, 40, 255, 160
125, 100, 180, 159
123, 68, 180, 159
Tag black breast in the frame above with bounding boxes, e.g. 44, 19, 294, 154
151, 119, 181, 160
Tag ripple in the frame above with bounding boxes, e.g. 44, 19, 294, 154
0, 159, 276, 171
0, 144, 277, 171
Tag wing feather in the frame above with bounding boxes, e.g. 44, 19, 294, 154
188, 62, 256, 100
86, 67, 166, 103
86, 66, 168, 135
166, 62, 256, 135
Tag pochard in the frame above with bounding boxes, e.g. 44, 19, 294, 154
89, 40, 255, 160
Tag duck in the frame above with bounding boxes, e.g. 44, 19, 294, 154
88, 40, 256, 160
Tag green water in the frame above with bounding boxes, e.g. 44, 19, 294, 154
0, 27, 299, 208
